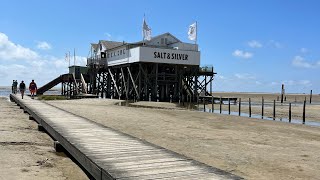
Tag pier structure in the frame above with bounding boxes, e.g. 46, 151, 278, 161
86, 33, 216, 102
10, 94, 241, 179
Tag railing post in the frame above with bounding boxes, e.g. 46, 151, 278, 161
289, 103, 291, 123
220, 96, 222, 114
228, 98, 231, 114
211, 96, 214, 113
238, 98, 241, 116
303, 100, 306, 124
249, 98, 251, 117
273, 100, 276, 120
261, 97, 264, 119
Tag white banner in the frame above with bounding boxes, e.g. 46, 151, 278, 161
143, 18, 152, 41
188, 22, 197, 41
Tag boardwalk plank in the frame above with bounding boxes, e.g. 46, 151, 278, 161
10, 94, 242, 180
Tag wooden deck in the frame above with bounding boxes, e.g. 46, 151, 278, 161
10, 94, 242, 180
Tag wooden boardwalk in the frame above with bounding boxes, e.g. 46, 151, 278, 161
10, 94, 242, 180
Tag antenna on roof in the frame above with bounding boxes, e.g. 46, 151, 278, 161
74, 48, 76, 66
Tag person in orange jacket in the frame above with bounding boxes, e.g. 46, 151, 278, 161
29, 79, 37, 98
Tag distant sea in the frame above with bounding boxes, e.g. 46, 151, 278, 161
0, 86, 60, 98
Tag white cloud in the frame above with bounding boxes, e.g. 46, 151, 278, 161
268, 40, 282, 48
234, 73, 256, 80
0, 32, 39, 60
248, 40, 262, 48
36, 41, 52, 50
216, 75, 226, 80
232, 49, 253, 59
0, 32, 87, 86
292, 56, 320, 68
281, 80, 312, 87
300, 48, 308, 53
104, 33, 112, 40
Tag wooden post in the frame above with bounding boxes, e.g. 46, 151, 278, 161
228, 98, 231, 114
197, 94, 199, 107
261, 97, 264, 119
249, 98, 251, 117
203, 98, 206, 112
289, 103, 291, 123
238, 98, 241, 116
273, 100, 276, 120
220, 96, 222, 114
303, 100, 306, 124
281, 84, 284, 103
310, 90, 312, 104
211, 96, 214, 113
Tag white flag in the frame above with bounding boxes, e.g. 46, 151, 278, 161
65, 53, 68, 61
143, 18, 152, 41
188, 22, 197, 41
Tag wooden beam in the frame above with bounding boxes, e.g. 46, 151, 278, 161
127, 67, 139, 98
120, 67, 128, 99
108, 68, 120, 97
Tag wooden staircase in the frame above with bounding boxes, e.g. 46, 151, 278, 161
37, 74, 73, 95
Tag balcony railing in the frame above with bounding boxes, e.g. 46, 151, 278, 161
199, 65, 214, 73
87, 58, 107, 66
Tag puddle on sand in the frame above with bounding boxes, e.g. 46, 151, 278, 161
115, 101, 183, 110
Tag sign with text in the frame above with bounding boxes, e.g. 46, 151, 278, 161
129, 47, 200, 65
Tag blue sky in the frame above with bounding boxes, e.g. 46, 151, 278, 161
0, 0, 319, 93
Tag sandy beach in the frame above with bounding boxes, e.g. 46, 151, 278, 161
0, 97, 88, 180
45, 97, 320, 180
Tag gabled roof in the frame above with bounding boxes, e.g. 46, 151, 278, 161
90, 43, 98, 51
99, 40, 125, 50
151, 32, 181, 43
134, 32, 181, 44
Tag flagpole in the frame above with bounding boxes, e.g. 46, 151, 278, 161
68, 51, 70, 67
195, 21, 198, 45
143, 14, 145, 46
74, 48, 76, 66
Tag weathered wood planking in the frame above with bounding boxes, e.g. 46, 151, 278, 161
10, 94, 242, 180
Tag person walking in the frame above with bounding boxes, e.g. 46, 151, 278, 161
29, 80, 37, 98
11, 80, 15, 93
19, 81, 26, 99
13, 80, 18, 94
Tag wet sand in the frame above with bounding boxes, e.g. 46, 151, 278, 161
0, 97, 88, 180
47, 98, 320, 180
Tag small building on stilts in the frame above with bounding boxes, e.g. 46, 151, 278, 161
86, 32, 216, 102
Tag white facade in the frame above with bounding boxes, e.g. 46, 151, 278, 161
107, 46, 200, 66
89, 33, 200, 67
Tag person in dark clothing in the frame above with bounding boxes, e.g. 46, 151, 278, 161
12, 80, 14, 93
13, 80, 18, 94
19, 81, 26, 99
29, 80, 37, 98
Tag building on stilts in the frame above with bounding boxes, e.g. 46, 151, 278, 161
86, 32, 216, 102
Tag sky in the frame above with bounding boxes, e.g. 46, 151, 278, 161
0, 0, 319, 93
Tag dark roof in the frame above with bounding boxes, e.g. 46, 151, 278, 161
133, 32, 181, 44
99, 40, 125, 50
91, 43, 98, 51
